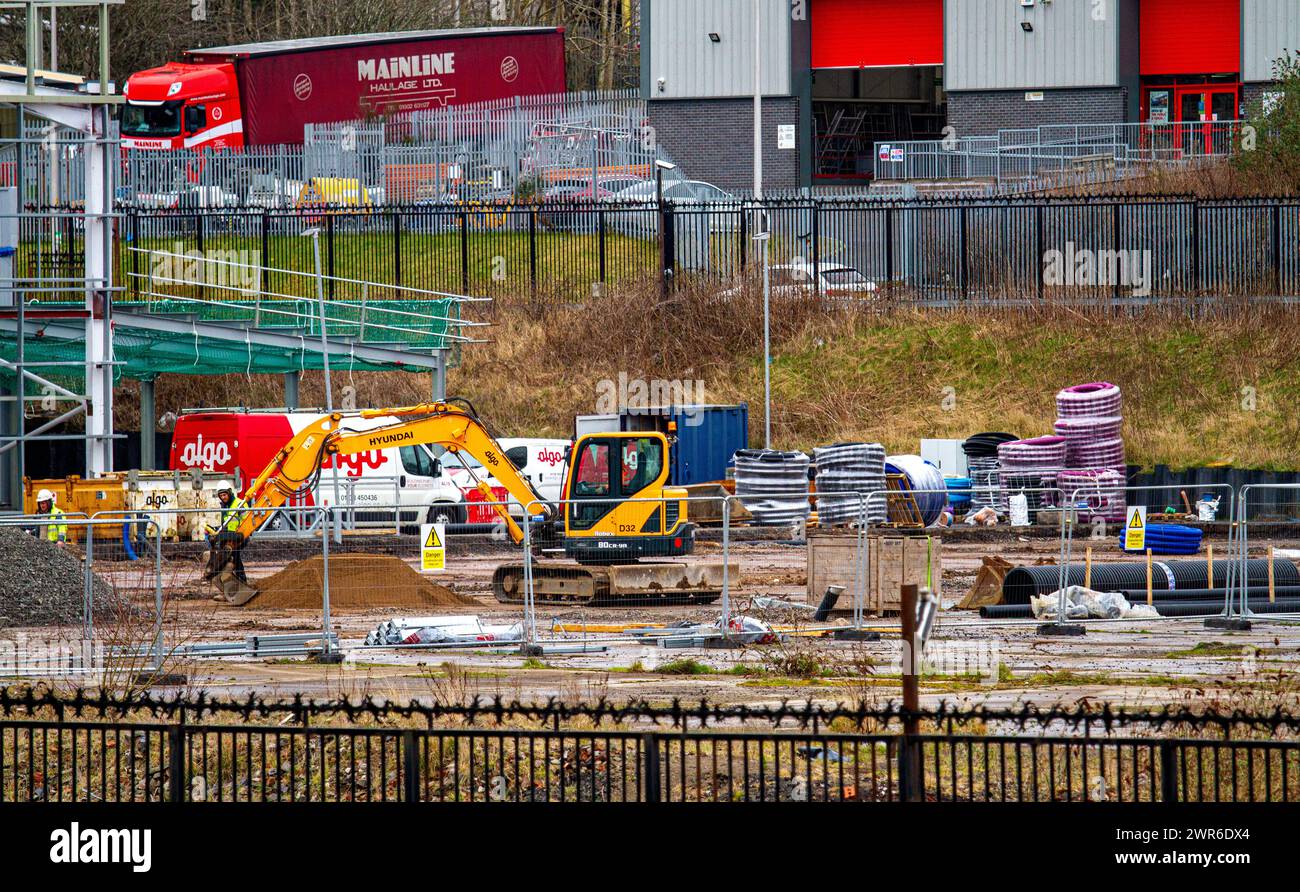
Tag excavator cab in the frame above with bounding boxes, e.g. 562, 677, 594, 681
561, 432, 693, 564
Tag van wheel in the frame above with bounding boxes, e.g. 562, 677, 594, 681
427, 504, 464, 526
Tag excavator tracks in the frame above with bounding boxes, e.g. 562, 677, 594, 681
491, 560, 737, 607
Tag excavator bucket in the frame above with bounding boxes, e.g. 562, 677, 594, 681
216, 569, 261, 606
203, 533, 259, 605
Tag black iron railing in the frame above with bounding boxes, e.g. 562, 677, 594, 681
3, 690, 1299, 803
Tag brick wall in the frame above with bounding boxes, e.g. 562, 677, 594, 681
1243, 82, 1280, 116
947, 88, 1129, 137
646, 97, 801, 192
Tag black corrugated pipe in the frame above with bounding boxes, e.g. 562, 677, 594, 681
1116, 586, 1300, 602
1001, 559, 1300, 604
979, 597, 1300, 620
1128, 599, 1300, 618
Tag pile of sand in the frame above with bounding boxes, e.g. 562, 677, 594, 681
242, 554, 479, 610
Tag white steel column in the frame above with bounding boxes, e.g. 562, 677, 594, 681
83, 104, 113, 475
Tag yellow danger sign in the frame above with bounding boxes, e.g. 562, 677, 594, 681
420, 522, 446, 572
1124, 506, 1147, 551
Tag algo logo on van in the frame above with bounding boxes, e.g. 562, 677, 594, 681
322, 451, 389, 477
177, 435, 233, 471
537, 448, 564, 466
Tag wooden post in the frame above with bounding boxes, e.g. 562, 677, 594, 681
1146, 549, 1153, 607
900, 583, 920, 734
1269, 546, 1276, 603
1085, 547, 1093, 590
1206, 543, 1213, 589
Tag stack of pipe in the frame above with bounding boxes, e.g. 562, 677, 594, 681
812, 442, 888, 526
1055, 382, 1126, 522
885, 454, 948, 527
1058, 468, 1126, 527
997, 435, 1069, 519
734, 450, 811, 526
962, 432, 1018, 514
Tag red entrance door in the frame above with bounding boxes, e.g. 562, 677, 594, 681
1178, 86, 1238, 154
1144, 85, 1239, 155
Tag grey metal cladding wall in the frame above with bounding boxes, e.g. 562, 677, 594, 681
646, 0, 792, 99
946, 0, 1119, 91
1244, 0, 1300, 82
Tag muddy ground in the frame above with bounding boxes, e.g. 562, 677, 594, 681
23, 524, 1289, 713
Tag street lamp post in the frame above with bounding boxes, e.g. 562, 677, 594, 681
301, 227, 332, 411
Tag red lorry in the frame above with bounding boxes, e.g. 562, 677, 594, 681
121, 26, 566, 150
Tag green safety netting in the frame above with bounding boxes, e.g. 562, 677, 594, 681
1, 298, 460, 381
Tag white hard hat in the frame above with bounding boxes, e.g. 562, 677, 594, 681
36, 489, 56, 503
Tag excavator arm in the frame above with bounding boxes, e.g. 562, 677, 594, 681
222, 402, 553, 550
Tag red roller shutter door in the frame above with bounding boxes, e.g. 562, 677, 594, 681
1140, 0, 1241, 76
812, 0, 944, 69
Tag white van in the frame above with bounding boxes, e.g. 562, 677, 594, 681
440, 438, 569, 517
170, 410, 468, 530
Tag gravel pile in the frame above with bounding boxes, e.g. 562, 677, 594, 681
0, 526, 119, 628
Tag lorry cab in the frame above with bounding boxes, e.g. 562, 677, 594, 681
121, 62, 243, 151
169, 410, 466, 529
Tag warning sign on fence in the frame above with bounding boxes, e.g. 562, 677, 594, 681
420, 523, 446, 572
1124, 506, 1147, 551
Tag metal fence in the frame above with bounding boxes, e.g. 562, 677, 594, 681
874, 121, 1245, 193
110, 194, 1300, 302
113, 89, 674, 210
4, 476, 1298, 684
2, 691, 1298, 803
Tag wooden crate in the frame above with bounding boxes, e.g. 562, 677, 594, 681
807, 533, 943, 615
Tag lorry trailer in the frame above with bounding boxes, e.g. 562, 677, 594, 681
121, 26, 566, 149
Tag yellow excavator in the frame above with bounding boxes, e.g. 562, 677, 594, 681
204, 401, 733, 606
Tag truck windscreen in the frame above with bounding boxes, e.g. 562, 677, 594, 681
121, 101, 182, 137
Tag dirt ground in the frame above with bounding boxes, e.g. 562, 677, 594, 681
70, 525, 1298, 713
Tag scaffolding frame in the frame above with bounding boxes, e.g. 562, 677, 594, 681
0, 0, 121, 510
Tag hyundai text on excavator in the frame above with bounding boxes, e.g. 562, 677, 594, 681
203, 402, 734, 606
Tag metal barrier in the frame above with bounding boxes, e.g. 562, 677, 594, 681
874, 120, 1246, 192
0, 513, 162, 678
1233, 483, 1300, 620
1054, 483, 1239, 627
3, 697, 1299, 802
114, 195, 1300, 304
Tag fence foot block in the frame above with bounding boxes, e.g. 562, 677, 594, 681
701, 636, 747, 650
1037, 623, 1086, 637
314, 651, 346, 664
1204, 617, 1252, 631
518, 644, 545, 657
832, 628, 882, 641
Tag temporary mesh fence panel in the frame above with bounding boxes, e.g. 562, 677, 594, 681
812, 443, 887, 526
963, 432, 1018, 515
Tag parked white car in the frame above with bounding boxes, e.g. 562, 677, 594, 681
718, 261, 878, 299
603, 179, 740, 238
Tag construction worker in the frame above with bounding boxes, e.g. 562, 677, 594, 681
206, 487, 249, 591
32, 489, 68, 548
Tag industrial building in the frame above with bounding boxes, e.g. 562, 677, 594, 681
641, 0, 1300, 190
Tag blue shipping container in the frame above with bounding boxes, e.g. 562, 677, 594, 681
618, 404, 749, 487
